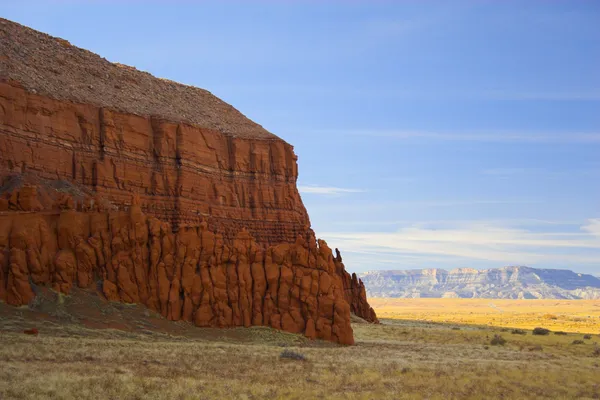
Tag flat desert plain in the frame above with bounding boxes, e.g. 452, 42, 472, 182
369, 298, 600, 334
2, 292, 600, 399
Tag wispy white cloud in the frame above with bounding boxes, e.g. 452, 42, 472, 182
320, 219, 600, 269
481, 167, 600, 178
481, 168, 544, 176
404, 199, 540, 207
330, 218, 582, 228
582, 219, 600, 239
298, 185, 364, 196
311, 129, 600, 143
482, 90, 600, 101
376, 176, 417, 184
308, 199, 540, 215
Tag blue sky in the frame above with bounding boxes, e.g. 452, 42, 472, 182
2, 1, 599, 274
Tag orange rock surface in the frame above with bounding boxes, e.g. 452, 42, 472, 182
0, 18, 377, 344
0, 82, 308, 245
0, 200, 365, 344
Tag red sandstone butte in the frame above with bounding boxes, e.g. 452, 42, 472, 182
0, 18, 377, 344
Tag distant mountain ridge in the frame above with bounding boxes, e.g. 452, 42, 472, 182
358, 266, 600, 299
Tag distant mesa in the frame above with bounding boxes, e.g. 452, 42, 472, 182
359, 266, 600, 299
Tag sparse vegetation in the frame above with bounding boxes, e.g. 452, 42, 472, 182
1, 318, 599, 399
511, 329, 527, 335
533, 327, 551, 336
571, 340, 585, 345
369, 298, 600, 334
279, 349, 307, 361
2, 296, 600, 399
490, 334, 506, 345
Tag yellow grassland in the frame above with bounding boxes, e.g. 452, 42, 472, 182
369, 298, 600, 334
1, 314, 600, 399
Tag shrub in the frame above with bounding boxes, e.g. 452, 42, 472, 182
490, 334, 506, 346
532, 327, 550, 336
554, 331, 568, 335
583, 334, 592, 340
280, 349, 307, 361
511, 329, 527, 335
593, 345, 600, 357
451, 327, 461, 330
571, 340, 585, 345
543, 314, 558, 320
528, 345, 543, 352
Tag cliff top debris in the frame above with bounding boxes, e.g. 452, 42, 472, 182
0, 18, 279, 140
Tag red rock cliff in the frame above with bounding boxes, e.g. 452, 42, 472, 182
0, 18, 377, 343
0, 81, 308, 244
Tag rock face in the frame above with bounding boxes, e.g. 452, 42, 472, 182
0, 80, 307, 245
0, 201, 358, 344
360, 267, 600, 299
335, 249, 378, 323
0, 18, 377, 344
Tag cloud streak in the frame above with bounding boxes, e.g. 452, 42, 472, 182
311, 130, 600, 143
582, 219, 600, 239
298, 185, 364, 196
320, 219, 600, 270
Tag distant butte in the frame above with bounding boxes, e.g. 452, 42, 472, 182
0, 18, 377, 345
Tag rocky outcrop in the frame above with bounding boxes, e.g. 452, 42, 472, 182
0, 18, 377, 343
0, 193, 358, 344
0, 81, 308, 245
359, 267, 600, 299
335, 249, 378, 323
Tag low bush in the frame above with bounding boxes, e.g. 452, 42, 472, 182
543, 314, 558, 320
583, 334, 592, 340
280, 349, 307, 361
532, 327, 550, 336
571, 340, 585, 345
511, 329, 527, 335
490, 335, 506, 346
554, 331, 568, 335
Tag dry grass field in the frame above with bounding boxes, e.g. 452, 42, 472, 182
1, 293, 600, 399
369, 298, 600, 334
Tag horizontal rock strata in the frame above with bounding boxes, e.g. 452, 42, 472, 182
359, 267, 600, 299
0, 18, 378, 344
0, 82, 308, 245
